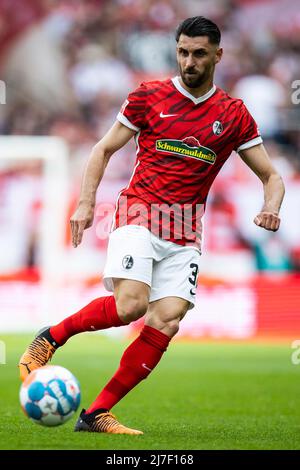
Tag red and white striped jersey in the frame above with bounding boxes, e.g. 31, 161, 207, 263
114, 76, 262, 248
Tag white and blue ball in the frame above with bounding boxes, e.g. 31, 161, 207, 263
20, 365, 81, 426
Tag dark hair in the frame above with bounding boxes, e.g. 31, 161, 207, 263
175, 16, 221, 45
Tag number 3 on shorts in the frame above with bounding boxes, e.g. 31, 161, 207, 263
188, 263, 199, 296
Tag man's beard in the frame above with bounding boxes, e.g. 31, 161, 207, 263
180, 67, 209, 89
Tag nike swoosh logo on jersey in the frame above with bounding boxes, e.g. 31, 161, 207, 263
142, 363, 152, 371
160, 112, 178, 118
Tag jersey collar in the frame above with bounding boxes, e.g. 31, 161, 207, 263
171, 76, 216, 104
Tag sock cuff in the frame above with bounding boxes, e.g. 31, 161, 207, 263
104, 296, 125, 327
140, 325, 171, 352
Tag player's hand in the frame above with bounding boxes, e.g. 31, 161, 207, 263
70, 202, 95, 247
254, 211, 281, 232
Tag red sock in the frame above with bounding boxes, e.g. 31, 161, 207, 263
49, 296, 124, 345
86, 325, 171, 413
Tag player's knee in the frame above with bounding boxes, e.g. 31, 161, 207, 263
116, 295, 148, 323
145, 315, 180, 338
162, 319, 180, 337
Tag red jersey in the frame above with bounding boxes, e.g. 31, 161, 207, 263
113, 76, 262, 248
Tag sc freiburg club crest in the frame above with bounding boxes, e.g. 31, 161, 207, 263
122, 255, 134, 269
212, 120, 223, 135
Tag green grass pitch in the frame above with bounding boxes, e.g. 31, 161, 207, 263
0, 333, 299, 450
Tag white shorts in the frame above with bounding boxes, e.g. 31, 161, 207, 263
103, 225, 201, 309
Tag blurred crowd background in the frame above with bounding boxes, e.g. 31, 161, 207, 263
0, 0, 300, 284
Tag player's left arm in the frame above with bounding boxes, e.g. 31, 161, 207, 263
239, 143, 285, 231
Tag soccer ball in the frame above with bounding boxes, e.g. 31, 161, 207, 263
20, 365, 81, 426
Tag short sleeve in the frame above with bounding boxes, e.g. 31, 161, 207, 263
234, 101, 263, 153
117, 82, 148, 132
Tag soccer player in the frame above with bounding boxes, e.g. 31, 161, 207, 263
19, 16, 285, 435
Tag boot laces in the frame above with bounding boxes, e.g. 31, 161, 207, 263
92, 412, 125, 433
27, 337, 55, 367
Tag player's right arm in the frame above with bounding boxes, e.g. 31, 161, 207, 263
70, 121, 136, 247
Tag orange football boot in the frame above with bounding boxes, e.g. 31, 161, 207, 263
74, 409, 143, 435
18, 327, 59, 381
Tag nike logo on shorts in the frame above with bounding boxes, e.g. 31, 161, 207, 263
142, 363, 152, 371
160, 112, 178, 118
